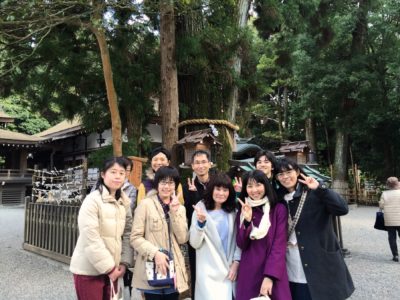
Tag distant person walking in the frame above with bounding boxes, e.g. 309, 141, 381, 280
70, 157, 133, 300
379, 177, 400, 262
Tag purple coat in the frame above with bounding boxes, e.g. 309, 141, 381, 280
236, 202, 291, 300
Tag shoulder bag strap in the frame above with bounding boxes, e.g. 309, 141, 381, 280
287, 191, 307, 238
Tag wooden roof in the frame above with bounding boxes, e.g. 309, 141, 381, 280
0, 110, 15, 123
176, 128, 222, 145
35, 117, 82, 138
279, 141, 310, 153
0, 128, 44, 145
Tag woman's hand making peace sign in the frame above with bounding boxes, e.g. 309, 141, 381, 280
238, 198, 252, 222
298, 173, 319, 190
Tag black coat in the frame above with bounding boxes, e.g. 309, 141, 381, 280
183, 177, 208, 227
280, 184, 355, 300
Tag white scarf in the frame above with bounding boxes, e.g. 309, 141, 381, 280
240, 196, 271, 240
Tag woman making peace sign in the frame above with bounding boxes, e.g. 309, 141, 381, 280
274, 158, 354, 300
189, 172, 241, 300
236, 170, 291, 300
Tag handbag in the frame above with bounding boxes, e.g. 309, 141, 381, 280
374, 210, 387, 231
145, 214, 175, 287
109, 277, 123, 300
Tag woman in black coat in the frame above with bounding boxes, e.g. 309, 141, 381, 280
274, 158, 354, 300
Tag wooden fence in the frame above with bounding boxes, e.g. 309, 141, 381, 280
23, 198, 81, 264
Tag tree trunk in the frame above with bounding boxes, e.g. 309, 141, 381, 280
227, 0, 251, 123
305, 117, 317, 152
332, 126, 349, 196
283, 86, 288, 132
125, 108, 142, 155
160, 0, 179, 153
89, 3, 122, 156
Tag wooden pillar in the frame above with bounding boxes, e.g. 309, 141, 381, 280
127, 156, 148, 188
19, 148, 28, 172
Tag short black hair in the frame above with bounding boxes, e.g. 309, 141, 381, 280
121, 156, 133, 170
150, 146, 171, 161
191, 150, 210, 163
203, 172, 236, 213
153, 166, 180, 190
274, 157, 306, 190
254, 150, 277, 168
239, 170, 278, 208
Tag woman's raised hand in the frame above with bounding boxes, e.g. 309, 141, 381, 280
192, 205, 206, 223
298, 173, 319, 190
233, 176, 242, 193
238, 198, 252, 222
169, 192, 181, 212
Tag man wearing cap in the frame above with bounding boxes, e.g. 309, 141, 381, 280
379, 176, 400, 262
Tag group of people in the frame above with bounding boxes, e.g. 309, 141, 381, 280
70, 147, 355, 300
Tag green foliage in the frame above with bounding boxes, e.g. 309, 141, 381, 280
0, 95, 53, 134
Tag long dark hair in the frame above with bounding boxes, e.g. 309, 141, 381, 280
274, 157, 306, 192
203, 172, 236, 213
239, 170, 278, 208
95, 156, 128, 199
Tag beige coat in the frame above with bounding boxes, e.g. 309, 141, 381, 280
131, 192, 189, 293
379, 189, 400, 226
70, 187, 133, 275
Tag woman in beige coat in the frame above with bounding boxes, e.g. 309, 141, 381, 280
131, 166, 189, 300
379, 177, 400, 262
70, 157, 133, 300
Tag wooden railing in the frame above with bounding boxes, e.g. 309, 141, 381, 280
344, 188, 380, 206
23, 198, 80, 264
0, 169, 33, 178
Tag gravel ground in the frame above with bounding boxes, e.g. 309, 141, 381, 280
341, 205, 398, 300
0, 204, 398, 300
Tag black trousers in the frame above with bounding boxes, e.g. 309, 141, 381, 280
144, 292, 179, 300
289, 282, 312, 300
387, 226, 400, 256
188, 243, 196, 299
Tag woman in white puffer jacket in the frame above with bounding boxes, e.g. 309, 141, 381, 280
70, 157, 133, 300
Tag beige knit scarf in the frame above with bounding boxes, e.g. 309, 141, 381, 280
240, 196, 271, 240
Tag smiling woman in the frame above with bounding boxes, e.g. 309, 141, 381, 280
70, 156, 133, 300
274, 158, 354, 300
131, 166, 189, 300
189, 172, 240, 300
236, 170, 291, 300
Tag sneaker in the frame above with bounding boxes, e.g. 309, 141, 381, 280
393, 256, 399, 262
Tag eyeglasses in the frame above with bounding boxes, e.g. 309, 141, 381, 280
276, 170, 296, 178
159, 180, 176, 187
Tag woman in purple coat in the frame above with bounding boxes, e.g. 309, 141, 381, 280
236, 170, 291, 300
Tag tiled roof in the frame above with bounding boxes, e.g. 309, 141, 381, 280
35, 117, 82, 138
0, 110, 15, 123
0, 129, 44, 144
176, 128, 222, 145
279, 141, 310, 153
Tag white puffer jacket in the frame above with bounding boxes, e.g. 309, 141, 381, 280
379, 189, 400, 226
70, 186, 133, 275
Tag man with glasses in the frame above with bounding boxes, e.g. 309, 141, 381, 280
183, 150, 213, 299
